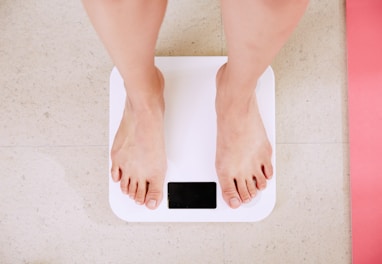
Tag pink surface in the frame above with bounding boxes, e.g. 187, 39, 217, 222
347, 0, 382, 263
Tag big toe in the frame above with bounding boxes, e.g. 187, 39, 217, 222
111, 164, 121, 182
220, 178, 242, 209
145, 180, 164, 210
263, 162, 273, 179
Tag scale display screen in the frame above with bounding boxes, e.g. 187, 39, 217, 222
168, 182, 217, 209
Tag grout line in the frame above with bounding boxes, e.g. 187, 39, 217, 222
0, 142, 349, 149
220, 5, 224, 56
0, 145, 107, 149
276, 142, 349, 145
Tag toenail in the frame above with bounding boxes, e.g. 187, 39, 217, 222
147, 199, 157, 209
229, 198, 241, 208
135, 200, 144, 205
244, 198, 251, 204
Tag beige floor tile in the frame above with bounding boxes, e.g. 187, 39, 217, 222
1, 0, 350, 263
1, 0, 111, 146
273, 0, 347, 144
0, 143, 350, 263
221, 143, 351, 263
0, 147, 225, 263
157, 0, 223, 56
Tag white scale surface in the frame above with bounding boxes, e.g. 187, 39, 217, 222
109, 56, 276, 222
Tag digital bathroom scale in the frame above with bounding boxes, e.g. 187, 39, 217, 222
109, 56, 276, 222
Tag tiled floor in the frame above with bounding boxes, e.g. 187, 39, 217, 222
0, 0, 350, 263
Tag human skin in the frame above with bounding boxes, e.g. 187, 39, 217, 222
82, 0, 309, 209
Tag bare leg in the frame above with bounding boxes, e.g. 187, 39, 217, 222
217, 0, 309, 208
82, 0, 168, 209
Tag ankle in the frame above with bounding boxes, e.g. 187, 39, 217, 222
217, 63, 259, 99
216, 95, 254, 123
224, 61, 262, 84
125, 92, 164, 114
123, 67, 165, 112
216, 64, 261, 118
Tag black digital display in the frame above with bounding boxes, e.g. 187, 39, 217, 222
168, 182, 217, 209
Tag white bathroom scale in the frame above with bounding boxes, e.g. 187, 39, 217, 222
109, 56, 276, 222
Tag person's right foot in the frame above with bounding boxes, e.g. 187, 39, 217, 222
110, 68, 167, 210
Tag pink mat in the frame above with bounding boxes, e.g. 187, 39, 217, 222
347, 0, 382, 262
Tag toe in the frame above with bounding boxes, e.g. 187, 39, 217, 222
128, 179, 138, 199
236, 178, 252, 203
246, 177, 257, 198
134, 180, 147, 205
219, 177, 242, 209
145, 178, 164, 210
263, 162, 273, 179
120, 176, 129, 195
254, 168, 267, 190
111, 165, 121, 182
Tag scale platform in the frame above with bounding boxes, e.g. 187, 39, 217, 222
109, 56, 276, 222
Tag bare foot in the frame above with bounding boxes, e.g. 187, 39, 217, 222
215, 64, 273, 209
110, 68, 167, 210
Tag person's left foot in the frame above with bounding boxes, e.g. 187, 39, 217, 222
215, 64, 273, 209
